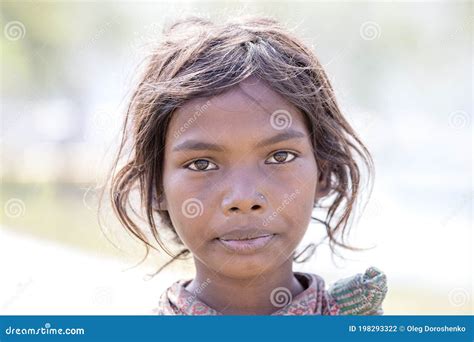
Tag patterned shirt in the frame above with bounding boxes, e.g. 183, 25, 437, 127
154, 267, 387, 315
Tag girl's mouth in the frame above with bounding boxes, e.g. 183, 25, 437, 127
216, 234, 276, 254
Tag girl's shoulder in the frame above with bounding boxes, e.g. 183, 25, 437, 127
327, 266, 388, 315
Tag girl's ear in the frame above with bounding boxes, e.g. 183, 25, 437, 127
315, 164, 331, 200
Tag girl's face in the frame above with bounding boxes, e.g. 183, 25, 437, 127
162, 77, 327, 279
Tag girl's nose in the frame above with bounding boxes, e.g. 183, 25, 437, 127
222, 190, 267, 216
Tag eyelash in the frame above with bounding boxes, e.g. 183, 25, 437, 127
184, 150, 299, 172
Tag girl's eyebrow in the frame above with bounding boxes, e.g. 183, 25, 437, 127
172, 129, 306, 153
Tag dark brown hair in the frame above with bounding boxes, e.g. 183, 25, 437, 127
105, 16, 374, 271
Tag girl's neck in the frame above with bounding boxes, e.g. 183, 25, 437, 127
185, 259, 305, 315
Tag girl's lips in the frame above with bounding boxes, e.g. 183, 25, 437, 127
217, 234, 276, 254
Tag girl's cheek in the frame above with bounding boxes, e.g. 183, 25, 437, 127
274, 161, 317, 224
271, 159, 318, 191
164, 174, 211, 231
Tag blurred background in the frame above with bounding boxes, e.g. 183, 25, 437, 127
0, 1, 472, 315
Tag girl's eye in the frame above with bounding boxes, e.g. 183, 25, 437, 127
185, 151, 297, 171
185, 159, 218, 171
265, 151, 297, 164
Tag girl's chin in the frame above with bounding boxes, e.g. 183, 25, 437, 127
213, 262, 276, 279
204, 241, 291, 277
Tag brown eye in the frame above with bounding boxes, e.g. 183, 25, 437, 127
186, 159, 218, 171
266, 151, 297, 164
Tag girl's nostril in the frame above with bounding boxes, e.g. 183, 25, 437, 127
251, 205, 261, 210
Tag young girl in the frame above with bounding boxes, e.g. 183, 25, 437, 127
109, 16, 387, 315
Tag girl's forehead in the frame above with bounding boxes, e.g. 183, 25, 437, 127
167, 79, 308, 144
181, 78, 290, 115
